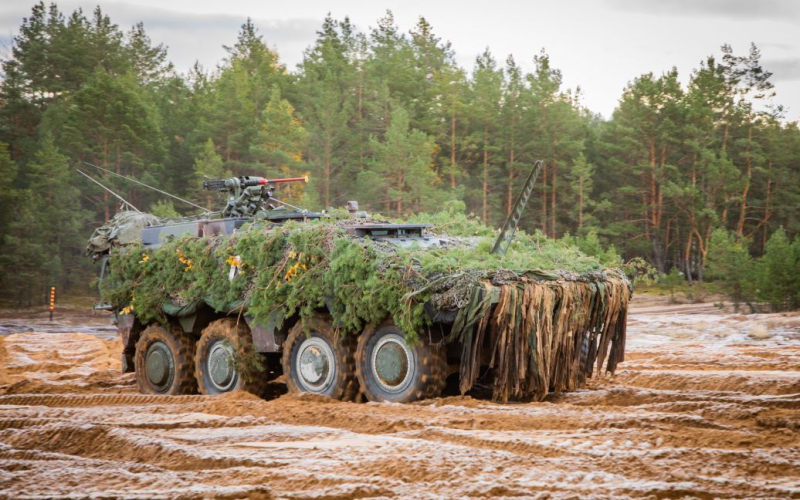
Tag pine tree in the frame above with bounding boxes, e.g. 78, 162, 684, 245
468, 50, 503, 224
43, 67, 163, 220
192, 139, 228, 209
568, 153, 594, 231
205, 19, 289, 167
757, 228, 797, 311
523, 50, 587, 238
358, 107, 447, 215
706, 229, 756, 312
1, 136, 88, 304
295, 15, 358, 208
0, 144, 19, 294
255, 86, 309, 202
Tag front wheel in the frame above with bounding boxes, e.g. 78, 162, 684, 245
355, 320, 446, 403
135, 323, 197, 395
195, 318, 269, 396
281, 316, 359, 401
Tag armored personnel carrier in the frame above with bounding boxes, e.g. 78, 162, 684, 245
89, 164, 630, 403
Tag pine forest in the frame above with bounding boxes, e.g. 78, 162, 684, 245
1, 3, 799, 309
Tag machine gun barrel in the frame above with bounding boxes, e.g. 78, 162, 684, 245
202, 179, 228, 191
241, 176, 308, 187
268, 176, 308, 184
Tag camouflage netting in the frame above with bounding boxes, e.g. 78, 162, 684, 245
102, 213, 631, 402
87, 210, 160, 256
445, 273, 629, 402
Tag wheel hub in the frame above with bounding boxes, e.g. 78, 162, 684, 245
296, 337, 335, 393
371, 333, 413, 393
145, 341, 174, 392
207, 340, 237, 392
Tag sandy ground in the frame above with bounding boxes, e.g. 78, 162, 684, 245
0, 299, 798, 499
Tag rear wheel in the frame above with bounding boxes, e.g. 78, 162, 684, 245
135, 323, 197, 395
282, 316, 358, 401
195, 318, 269, 396
356, 320, 446, 403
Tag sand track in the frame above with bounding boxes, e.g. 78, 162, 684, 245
0, 302, 798, 498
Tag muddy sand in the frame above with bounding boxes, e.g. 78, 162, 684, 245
0, 299, 798, 498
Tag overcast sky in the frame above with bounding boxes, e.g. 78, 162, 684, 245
2, 0, 800, 121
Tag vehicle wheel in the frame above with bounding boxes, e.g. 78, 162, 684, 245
195, 318, 269, 397
356, 320, 446, 403
135, 323, 197, 395
281, 316, 358, 401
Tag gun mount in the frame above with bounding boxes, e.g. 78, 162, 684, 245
203, 175, 309, 219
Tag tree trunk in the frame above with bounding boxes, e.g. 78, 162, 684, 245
736, 124, 753, 236
103, 141, 110, 221
358, 71, 364, 170
397, 168, 404, 214
507, 131, 515, 217
550, 161, 557, 238
763, 160, 772, 250
649, 139, 665, 272
450, 111, 457, 189
541, 162, 548, 236
684, 230, 693, 285
324, 142, 331, 208
577, 177, 583, 230
482, 123, 489, 223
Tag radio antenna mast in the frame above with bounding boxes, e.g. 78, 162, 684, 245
82, 161, 210, 213
76, 169, 142, 214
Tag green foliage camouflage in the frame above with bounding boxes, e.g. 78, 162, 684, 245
103, 212, 619, 337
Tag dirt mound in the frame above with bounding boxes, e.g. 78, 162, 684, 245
0, 335, 7, 386
0, 308, 798, 498
2, 422, 264, 471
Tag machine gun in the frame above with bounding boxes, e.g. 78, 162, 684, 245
203, 175, 308, 219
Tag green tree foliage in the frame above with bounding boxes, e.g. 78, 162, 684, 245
149, 199, 180, 219
705, 228, 800, 312
192, 139, 228, 209
0, 136, 87, 305
706, 229, 756, 312
202, 19, 291, 168
358, 107, 450, 213
296, 15, 362, 208
1, 5, 799, 309
0, 143, 20, 297
254, 86, 309, 202
757, 228, 799, 311
568, 153, 594, 231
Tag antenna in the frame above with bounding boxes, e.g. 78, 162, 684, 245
269, 196, 307, 213
76, 169, 143, 214
82, 161, 210, 213
491, 160, 543, 255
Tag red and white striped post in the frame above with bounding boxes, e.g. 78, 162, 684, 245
49, 286, 56, 321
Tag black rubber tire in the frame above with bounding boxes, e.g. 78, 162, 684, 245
195, 318, 269, 397
135, 323, 197, 395
356, 320, 447, 403
281, 316, 359, 401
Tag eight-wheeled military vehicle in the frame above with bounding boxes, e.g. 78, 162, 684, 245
89, 165, 630, 403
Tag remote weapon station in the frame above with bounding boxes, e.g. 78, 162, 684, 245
88, 162, 630, 403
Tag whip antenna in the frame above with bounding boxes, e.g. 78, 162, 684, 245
76, 169, 142, 214
82, 161, 210, 213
